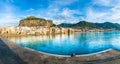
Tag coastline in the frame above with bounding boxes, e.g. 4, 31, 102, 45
18, 46, 113, 57
1, 36, 120, 64
0, 26, 74, 37
0, 26, 119, 37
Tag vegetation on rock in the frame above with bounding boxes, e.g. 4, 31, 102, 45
20, 16, 46, 21
19, 16, 54, 27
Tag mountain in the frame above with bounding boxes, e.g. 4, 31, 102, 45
95, 22, 120, 30
59, 23, 74, 27
72, 21, 96, 28
59, 21, 97, 29
59, 21, 120, 30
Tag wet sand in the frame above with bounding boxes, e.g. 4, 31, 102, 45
0, 37, 120, 64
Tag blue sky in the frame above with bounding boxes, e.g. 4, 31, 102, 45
0, 0, 120, 27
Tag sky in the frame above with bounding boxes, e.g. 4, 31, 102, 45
0, 0, 120, 27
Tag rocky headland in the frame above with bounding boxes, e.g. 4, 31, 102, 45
0, 16, 74, 36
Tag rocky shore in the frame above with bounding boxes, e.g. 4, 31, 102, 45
0, 26, 74, 36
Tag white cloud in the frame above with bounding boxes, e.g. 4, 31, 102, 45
60, 8, 81, 17
109, 6, 120, 20
103, 2, 120, 22
32, 0, 82, 24
49, 0, 78, 7
93, 0, 112, 6
48, 0, 79, 13
0, 1, 19, 27
85, 0, 120, 23
46, 0, 120, 24
26, 8, 35, 12
48, 1, 81, 23
85, 7, 107, 22
0, 14, 19, 27
52, 8, 81, 24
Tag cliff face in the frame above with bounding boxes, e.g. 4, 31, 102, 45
0, 26, 74, 36
19, 16, 53, 27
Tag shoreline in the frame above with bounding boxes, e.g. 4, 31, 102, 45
1, 30, 120, 37
0, 25, 120, 37
21, 46, 113, 57
0, 26, 74, 37
1, 37, 120, 64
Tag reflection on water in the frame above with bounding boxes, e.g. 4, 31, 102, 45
7, 32, 120, 55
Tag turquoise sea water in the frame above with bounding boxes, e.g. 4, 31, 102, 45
8, 32, 120, 56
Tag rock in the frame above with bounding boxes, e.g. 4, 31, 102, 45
71, 53, 76, 57
0, 26, 74, 36
19, 16, 53, 27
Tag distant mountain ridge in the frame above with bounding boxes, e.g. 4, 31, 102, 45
59, 21, 120, 30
